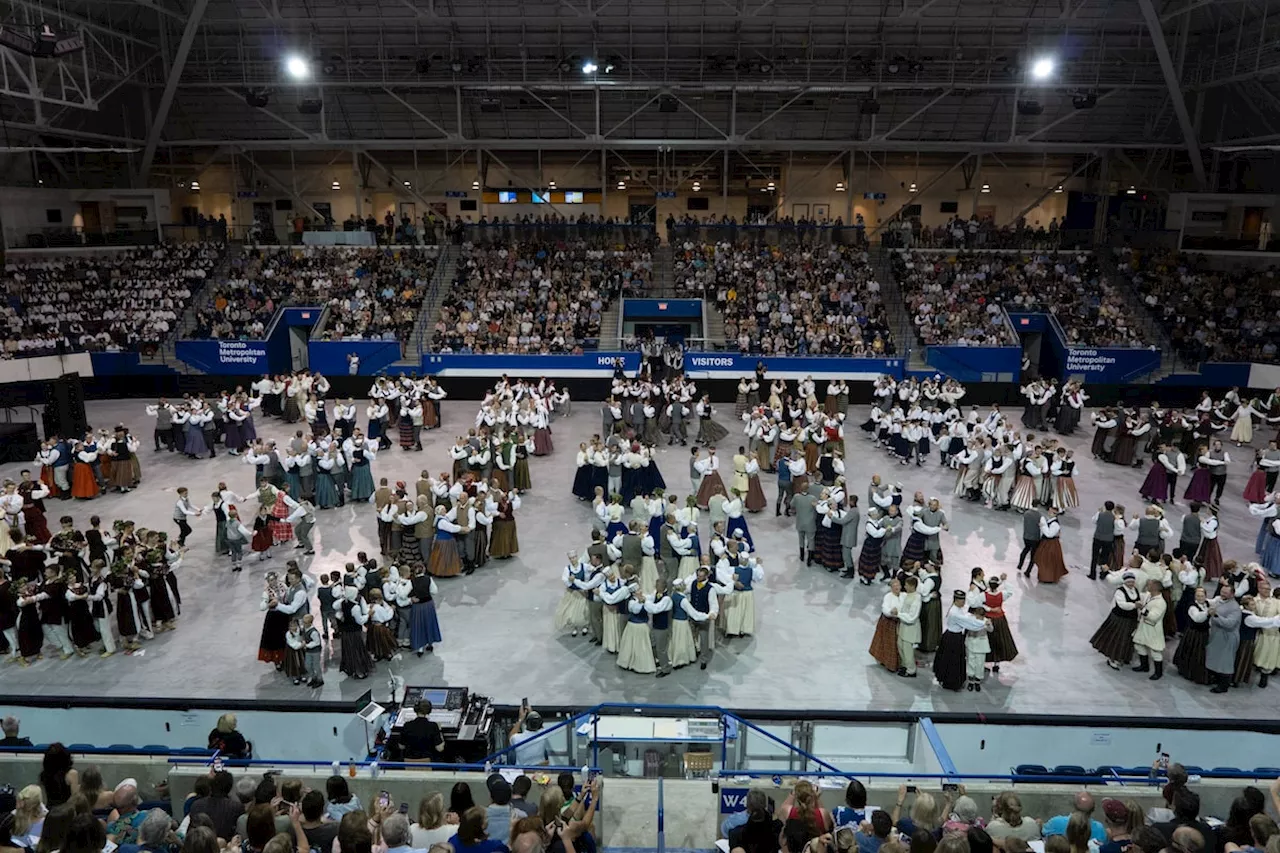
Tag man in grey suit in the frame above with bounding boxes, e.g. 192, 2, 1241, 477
1017, 506, 1044, 577
1206, 583, 1241, 694
834, 496, 861, 578
792, 489, 818, 565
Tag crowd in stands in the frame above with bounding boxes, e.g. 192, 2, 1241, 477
430, 238, 654, 353
673, 241, 895, 355
884, 216, 1072, 251
193, 247, 438, 345
1118, 249, 1280, 364
0, 243, 220, 357
719, 772, 1280, 853
892, 250, 1142, 348
0, 714, 599, 853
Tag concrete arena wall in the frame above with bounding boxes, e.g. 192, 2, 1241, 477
0, 756, 1260, 849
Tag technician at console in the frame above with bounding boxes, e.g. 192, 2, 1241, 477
401, 700, 446, 760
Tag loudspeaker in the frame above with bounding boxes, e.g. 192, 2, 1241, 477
44, 372, 88, 441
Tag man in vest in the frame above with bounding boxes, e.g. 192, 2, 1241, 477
581, 553, 607, 644
897, 575, 923, 677
1178, 502, 1204, 559
684, 564, 721, 670
50, 435, 73, 498
415, 470, 432, 501
262, 440, 288, 490
615, 522, 645, 580
152, 399, 174, 452
776, 450, 793, 516
659, 515, 693, 585
918, 498, 948, 564
1089, 501, 1117, 580
1017, 506, 1044, 578
668, 397, 688, 446
1205, 441, 1230, 506
1131, 506, 1172, 556
648, 578, 675, 677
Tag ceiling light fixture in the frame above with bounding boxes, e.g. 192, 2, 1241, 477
549, 180, 557, 188
909, 182, 918, 192
189, 180, 200, 191
1055, 185, 1065, 193
1126, 185, 1137, 195
472, 179, 480, 189
403, 181, 411, 187
980, 183, 991, 193
284, 55, 309, 80
1030, 56, 1055, 80
331, 180, 341, 190
582, 60, 598, 74
835, 181, 845, 192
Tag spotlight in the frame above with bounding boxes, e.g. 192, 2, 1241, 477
1030, 56, 1054, 80
1055, 185, 1064, 193
331, 181, 341, 190
190, 180, 200, 191
549, 180, 557, 188
1126, 185, 1137, 195
909, 182, 918, 192
37, 178, 43, 185
617, 182, 626, 190
403, 181, 411, 187
835, 181, 845, 192
582, 60, 598, 74
692, 182, 701, 191
472, 179, 480, 189
980, 183, 991, 193
767, 181, 775, 189
284, 55, 310, 80
604, 58, 617, 74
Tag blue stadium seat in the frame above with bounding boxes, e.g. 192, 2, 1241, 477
33, 744, 50, 751
107, 744, 135, 752
1124, 767, 1154, 776
66, 744, 95, 751
1054, 765, 1090, 777
1254, 767, 1280, 776
1094, 766, 1126, 777
1014, 764, 1049, 776
140, 744, 171, 754
176, 747, 214, 755
1210, 767, 1242, 775
1182, 766, 1205, 775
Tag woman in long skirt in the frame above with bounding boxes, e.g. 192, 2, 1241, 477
695, 466, 727, 510
1184, 450, 1213, 503
71, 449, 99, 500
251, 506, 274, 559
918, 569, 943, 653
513, 434, 534, 492
269, 489, 294, 546
365, 590, 399, 661
212, 492, 229, 556
814, 510, 843, 571
697, 408, 729, 446
1174, 563, 1204, 634
1035, 522, 1069, 584
856, 515, 886, 585
409, 567, 442, 655
983, 579, 1019, 668
1196, 526, 1224, 580
1139, 457, 1170, 503
349, 455, 376, 503
572, 444, 595, 501
257, 572, 289, 665
554, 564, 593, 636
489, 494, 520, 559
745, 453, 768, 513
724, 563, 759, 637
315, 461, 338, 509
427, 509, 464, 578
399, 416, 416, 450
616, 592, 657, 674
1090, 575, 1141, 669
283, 622, 308, 683
1174, 591, 1211, 684
869, 580, 901, 671
668, 585, 698, 668
336, 592, 373, 679
533, 420, 554, 456
932, 592, 972, 690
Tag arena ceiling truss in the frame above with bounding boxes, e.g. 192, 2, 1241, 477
1, 0, 1280, 188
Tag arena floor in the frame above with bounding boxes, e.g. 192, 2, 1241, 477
1, 399, 1273, 719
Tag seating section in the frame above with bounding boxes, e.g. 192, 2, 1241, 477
673, 241, 895, 355
1118, 249, 1280, 363
430, 238, 654, 353
887, 215, 1068, 250
0, 243, 221, 357
194, 246, 439, 344
891, 250, 1135, 348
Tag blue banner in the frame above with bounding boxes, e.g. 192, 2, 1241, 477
309, 340, 407, 376
623, 298, 703, 319
682, 353, 903, 380
1064, 347, 1161, 383
422, 352, 642, 377
88, 352, 179, 376
174, 340, 271, 374
923, 346, 1022, 383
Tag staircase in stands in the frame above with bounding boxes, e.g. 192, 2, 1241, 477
410, 244, 457, 360
138, 245, 238, 374
1093, 247, 1189, 382
873, 244, 922, 370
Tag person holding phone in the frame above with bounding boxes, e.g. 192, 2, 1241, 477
508, 706, 550, 766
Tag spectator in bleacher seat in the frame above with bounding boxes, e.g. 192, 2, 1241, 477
79, 766, 114, 814
325, 776, 363, 822
985, 792, 1041, 843
909, 829, 939, 853
1096, 799, 1141, 853
381, 813, 418, 853
966, 827, 993, 853
507, 708, 550, 766
778, 781, 833, 837
448, 784, 476, 824
1042, 792, 1106, 844
207, 713, 250, 759
0, 715, 31, 747
891, 786, 946, 839
942, 797, 981, 835
234, 777, 293, 839
12, 786, 45, 847
509, 778, 537, 820
187, 770, 243, 843
106, 782, 146, 845
1230, 814, 1279, 853
118, 808, 177, 853
63, 813, 107, 853
0, 789, 24, 853
39, 744, 77, 809
726, 790, 781, 853
410, 793, 453, 849
723, 789, 771, 839
832, 781, 867, 830
181, 825, 220, 853
336, 810, 376, 853
1153, 790, 1216, 853
1166, 827, 1206, 853
1, 243, 216, 357
1131, 826, 1168, 853
449, 805, 510, 853
301, 790, 341, 852
485, 777, 515, 850
856, 811, 896, 853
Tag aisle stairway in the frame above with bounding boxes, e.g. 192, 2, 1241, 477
1093, 248, 1186, 381
138, 247, 238, 374
651, 243, 675, 296
873, 245, 923, 369
412, 245, 457, 357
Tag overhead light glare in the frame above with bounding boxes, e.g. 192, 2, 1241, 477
1030, 56, 1054, 80
1055, 185, 1064, 193
582, 61, 598, 74
331, 181, 341, 190
835, 181, 845, 191
1126, 185, 1137, 195
980, 183, 991, 193
189, 180, 200, 191
284, 54, 309, 80
909, 182, 918, 192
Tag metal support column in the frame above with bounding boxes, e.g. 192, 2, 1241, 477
1137, 0, 1207, 187
970, 154, 984, 216
353, 150, 363, 219
137, 0, 211, 180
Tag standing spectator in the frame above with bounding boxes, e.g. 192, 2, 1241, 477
485, 777, 514, 848
410, 793, 453, 849
300, 791, 339, 853
507, 709, 550, 767
186, 770, 244, 843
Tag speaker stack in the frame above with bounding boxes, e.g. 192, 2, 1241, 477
43, 371, 88, 440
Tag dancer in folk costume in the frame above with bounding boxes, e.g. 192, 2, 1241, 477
933, 591, 990, 691
869, 577, 904, 672
983, 576, 1019, 671
555, 552, 595, 637
1244, 440, 1280, 503
1090, 571, 1141, 670
694, 448, 727, 510
696, 396, 729, 446
1051, 449, 1080, 512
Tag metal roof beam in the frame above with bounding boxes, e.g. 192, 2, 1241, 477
137, 0, 210, 181
1137, 0, 1206, 186
158, 137, 1159, 152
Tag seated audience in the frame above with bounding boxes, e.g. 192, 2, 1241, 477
0, 716, 32, 747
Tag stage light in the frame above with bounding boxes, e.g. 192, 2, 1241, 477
450, 59, 463, 73
331, 180, 341, 190
1055, 185, 1064, 193
403, 181, 411, 187
549, 180, 557, 188
189, 180, 200, 191
909, 182, 918, 192
835, 181, 845, 192
1126, 185, 1137, 195
284, 55, 310, 80
692, 182, 701, 191
1030, 57, 1054, 80
582, 60, 598, 74
472, 179, 480, 190
980, 183, 991, 193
